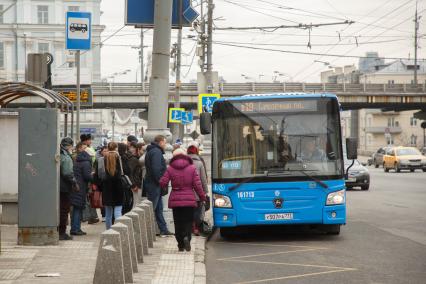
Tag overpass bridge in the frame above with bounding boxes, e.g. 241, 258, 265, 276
8, 82, 426, 111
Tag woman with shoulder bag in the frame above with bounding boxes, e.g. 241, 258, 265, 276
160, 148, 206, 252
101, 142, 125, 230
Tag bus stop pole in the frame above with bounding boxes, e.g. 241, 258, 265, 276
76, 50, 81, 143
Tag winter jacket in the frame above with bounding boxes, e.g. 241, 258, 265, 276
144, 143, 166, 185
60, 146, 76, 193
71, 151, 93, 207
160, 154, 206, 208
124, 152, 142, 188
99, 153, 124, 206
188, 154, 208, 201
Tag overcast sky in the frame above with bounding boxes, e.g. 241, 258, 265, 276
100, 0, 425, 83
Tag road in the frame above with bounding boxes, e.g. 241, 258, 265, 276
206, 167, 426, 284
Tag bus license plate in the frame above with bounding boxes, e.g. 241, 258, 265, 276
265, 213, 293, 220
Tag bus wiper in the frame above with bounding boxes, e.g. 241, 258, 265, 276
228, 174, 267, 191
288, 169, 329, 189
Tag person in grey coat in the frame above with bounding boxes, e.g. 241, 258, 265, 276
187, 144, 208, 235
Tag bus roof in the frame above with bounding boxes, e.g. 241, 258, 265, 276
216, 93, 338, 102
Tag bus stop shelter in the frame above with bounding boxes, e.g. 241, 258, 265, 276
0, 82, 73, 246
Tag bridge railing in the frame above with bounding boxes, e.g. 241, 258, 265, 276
91, 82, 426, 94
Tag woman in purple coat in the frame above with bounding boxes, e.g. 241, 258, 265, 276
160, 149, 207, 251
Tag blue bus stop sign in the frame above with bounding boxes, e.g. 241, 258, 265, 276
125, 0, 199, 28
198, 94, 220, 113
66, 12, 91, 50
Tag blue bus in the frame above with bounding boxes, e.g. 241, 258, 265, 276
200, 93, 357, 238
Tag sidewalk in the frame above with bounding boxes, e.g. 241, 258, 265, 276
0, 221, 206, 283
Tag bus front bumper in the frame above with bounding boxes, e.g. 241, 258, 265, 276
213, 204, 346, 227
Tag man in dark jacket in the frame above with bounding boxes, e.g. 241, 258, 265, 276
59, 137, 78, 241
144, 135, 172, 236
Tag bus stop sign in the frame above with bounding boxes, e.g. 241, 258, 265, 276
66, 12, 92, 50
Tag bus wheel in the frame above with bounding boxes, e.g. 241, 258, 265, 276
325, 225, 341, 235
220, 228, 235, 239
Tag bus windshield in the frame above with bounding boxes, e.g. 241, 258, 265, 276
212, 97, 343, 180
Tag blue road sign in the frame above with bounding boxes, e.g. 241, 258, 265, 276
198, 93, 220, 113
66, 12, 91, 50
181, 111, 193, 124
125, 0, 199, 28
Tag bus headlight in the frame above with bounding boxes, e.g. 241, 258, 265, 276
326, 190, 345, 205
213, 194, 232, 208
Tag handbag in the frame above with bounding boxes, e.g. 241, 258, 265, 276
89, 184, 103, 208
118, 156, 133, 190
204, 195, 211, 211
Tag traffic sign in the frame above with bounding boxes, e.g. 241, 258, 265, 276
169, 107, 185, 123
66, 12, 92, 50
181, 111, 193, 124
125, 0, 199, 28
198, 93, 220, 113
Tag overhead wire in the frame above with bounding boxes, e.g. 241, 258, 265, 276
293, 0, 416, 80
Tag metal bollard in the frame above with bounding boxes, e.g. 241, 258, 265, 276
138, 203, 154, 248
132, 207, 149, 255
111, 223, 133, 283
126, 212, 144, 263
93, 229, 125, 284
115, 216, 138, 273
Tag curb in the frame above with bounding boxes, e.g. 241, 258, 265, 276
194, 236, 207, 284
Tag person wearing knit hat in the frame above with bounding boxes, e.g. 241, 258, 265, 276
127, 135, 138, 146
187, 144, 209, 236
172, 148, 187, 156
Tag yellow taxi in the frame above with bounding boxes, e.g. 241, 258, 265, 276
383, 146, 426, 172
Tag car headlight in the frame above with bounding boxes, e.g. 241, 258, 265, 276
399, 159, 408, 164
326, 190, 345, 205
421, 159, 426, 165
213, 194, 232, 208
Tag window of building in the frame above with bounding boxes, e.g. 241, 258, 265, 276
410, 135, 417, 146
0, 5, 4, 24
387, 80, 394, 85
387, 117, 395, 127
0, 42, 4, 69
410, 117, 417, 126
37, 5, 49, 24
386, 136, 394, 145
38, 43, 49, 54
367, 117, 372, 127
68, 6, 79, 12
367, 135, 372, 145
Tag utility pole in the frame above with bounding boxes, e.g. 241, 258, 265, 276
140, 29, 145, 92
206, 0, 214, 92
145, 0, 173, 143
173, 0, 183, 140
413, 1, 419, 86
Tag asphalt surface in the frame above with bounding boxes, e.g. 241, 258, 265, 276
206, 166, 426, 284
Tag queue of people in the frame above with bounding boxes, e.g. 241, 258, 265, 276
59, 134, 210, 253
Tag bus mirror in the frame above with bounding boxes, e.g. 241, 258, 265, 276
200, 112, 212, 135
346, 137, 358, 160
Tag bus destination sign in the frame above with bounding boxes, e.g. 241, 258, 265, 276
236, 100, 317, 113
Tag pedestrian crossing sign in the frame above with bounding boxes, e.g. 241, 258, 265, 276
198, 93, 220, 113
169, 107, 185, 123
181, 111, 193, 125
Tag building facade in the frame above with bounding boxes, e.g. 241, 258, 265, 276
0, 0, 104, 83
320, 55, 426, 154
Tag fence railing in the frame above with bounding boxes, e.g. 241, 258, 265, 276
91, 82, 426, 95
